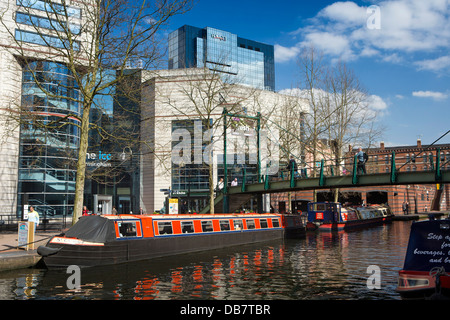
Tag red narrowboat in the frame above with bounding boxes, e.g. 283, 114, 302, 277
397, 216, 450, 299
37, 213, 304, 268
306, 202, 393, 232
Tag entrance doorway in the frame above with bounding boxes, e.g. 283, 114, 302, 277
94, 195, 112, 215
118, 196, 131, 214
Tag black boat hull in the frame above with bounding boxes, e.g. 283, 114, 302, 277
40, 228, 284, 268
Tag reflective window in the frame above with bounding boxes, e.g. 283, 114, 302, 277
233, 219, 243, 230
168, 26, 275, 91
181, 221, 194, 233
246, 219, 255, 229
158, 221, 173, 235
271, 218, 280, 228
118, 221, 138, 237
219, 220, 230, 231
18, 61, 81, 219
201, 220, 213, 232
259, 219, 268, 228
17, 0, 82, 19
16, 12, 81, 35
171, 119, 211, 192
15, 29, 80, 51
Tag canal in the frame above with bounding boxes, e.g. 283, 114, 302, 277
0, 220, 412, 300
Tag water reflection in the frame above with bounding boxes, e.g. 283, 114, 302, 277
0, 221, 412, 300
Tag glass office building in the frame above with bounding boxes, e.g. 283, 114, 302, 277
18, 61, 81, 220
168, 25, 275, 91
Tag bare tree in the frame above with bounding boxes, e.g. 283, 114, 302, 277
323, 61, 384, 201
157, 66, 260, 214
292, 47, 384, 202
0, 0, 193, 224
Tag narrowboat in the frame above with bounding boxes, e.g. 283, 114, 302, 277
305, 202, 393, 232
37, 213, 304, 268
397, 216, 450, 299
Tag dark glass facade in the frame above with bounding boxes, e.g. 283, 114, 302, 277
18, 61, 81, 219
169, 25, 275, 91
171, 119, 211, 212
84, 70, 142, 215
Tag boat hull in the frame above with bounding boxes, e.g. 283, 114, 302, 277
306, 202, 393, 232
40, 228, 284, 268
306, 216, 392, 232
397, 218, 450, 299
397, 270, 450, 299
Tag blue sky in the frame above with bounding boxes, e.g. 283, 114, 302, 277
165, 0, 450, 146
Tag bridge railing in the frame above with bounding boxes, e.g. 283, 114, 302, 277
234, 148, 450, 190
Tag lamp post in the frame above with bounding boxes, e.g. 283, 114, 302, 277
222, 108, 261, 213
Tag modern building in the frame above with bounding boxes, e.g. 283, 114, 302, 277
168, 25, 275, 91
0, 0, 85, 224
140, 68, 307, 214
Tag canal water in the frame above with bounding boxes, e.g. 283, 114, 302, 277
0, 220, 413, 300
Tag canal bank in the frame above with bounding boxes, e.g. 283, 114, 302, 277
0, 231, 61, 272
392, 211, 448, 221
0, 211, 448, 273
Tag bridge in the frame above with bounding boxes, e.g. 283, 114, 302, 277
196, 110, 450, 214
200, 149, 450, 214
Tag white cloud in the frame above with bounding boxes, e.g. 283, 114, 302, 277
415, 55, 450, 72
317, 1, 367, 26
412, 90, 448, 100
303, 31, 354, 60
367, 94, 388, 111
280, 0, 450, 71
274, 44, 300, 63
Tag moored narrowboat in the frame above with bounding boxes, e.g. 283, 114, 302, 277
305, 202, 393, 232
397, 217, 450, 299
37, 213, 304, 268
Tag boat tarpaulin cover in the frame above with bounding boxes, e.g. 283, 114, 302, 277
64, 215, 116, 243
403, 219, 450, 271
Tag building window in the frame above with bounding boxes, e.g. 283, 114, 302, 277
15, 29, 80, 51
18, 61, 81, 219
16, 12, 81, 35
17, 0, 82, 19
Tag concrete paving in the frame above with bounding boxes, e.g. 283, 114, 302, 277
0, 230, 61, 272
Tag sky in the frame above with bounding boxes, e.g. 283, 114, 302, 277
164, 0, 450, 147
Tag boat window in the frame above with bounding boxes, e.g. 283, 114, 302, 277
246, 219, 255, 229
158, 221, 173, 235
233, 219, 243, 230
117, 221, 137, 237
201, 220, 214, 232
219, 220, 230, 231
181, 221, 194, 233
271, 218, 280, 228
260, 219, 268, 228
311, 203, 327, 211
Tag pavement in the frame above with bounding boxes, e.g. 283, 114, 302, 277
0, 229, 62, 272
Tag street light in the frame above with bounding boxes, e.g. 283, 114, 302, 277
222, 108, 261, 213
